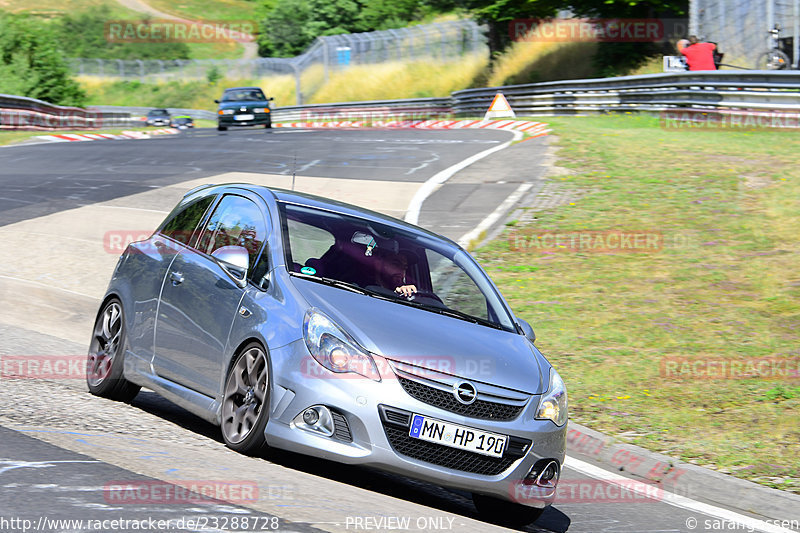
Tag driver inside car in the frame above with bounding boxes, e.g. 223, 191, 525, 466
370, 249, 417, 298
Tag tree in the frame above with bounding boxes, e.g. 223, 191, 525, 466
0, 12, 85, 106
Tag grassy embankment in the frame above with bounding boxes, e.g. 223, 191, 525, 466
478, 114, 800, 492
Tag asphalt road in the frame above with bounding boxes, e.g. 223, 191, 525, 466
0, 127, 791, 533
0, 127, 513, 229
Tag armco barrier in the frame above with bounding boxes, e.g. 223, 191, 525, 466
0, 94, 133, 131
90, 105, 218, 121
271, 71, 800, 121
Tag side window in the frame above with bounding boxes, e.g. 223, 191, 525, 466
286, 219, 335, 266
160, 195, 216, 245
197, 195, 267, 271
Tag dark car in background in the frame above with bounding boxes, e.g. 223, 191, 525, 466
145, 108, 171, 127
215, 87, 273, 131
170, 115, 195, 129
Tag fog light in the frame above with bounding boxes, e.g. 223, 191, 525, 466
293, 405, 335, 437
526, 459, 560, 488
303, 408, 319, 425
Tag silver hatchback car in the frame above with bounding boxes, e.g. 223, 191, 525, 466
87, 184, 568, 526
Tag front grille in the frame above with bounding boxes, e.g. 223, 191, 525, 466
398, 377, 524, 421
382, 426, 517, 476
331, 411, 352, 442
378, 405, 530, 476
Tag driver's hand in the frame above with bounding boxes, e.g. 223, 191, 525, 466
394, 284, 417, 298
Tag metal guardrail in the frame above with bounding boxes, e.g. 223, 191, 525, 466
272, 98, 452, 122
90, 105, 218, 121
268, 71, 800, 120
0, 94, 133, 131
451, 71, 800, 116
4, 72, 799, 133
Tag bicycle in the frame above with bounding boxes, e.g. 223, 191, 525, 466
757, 24, 791, 70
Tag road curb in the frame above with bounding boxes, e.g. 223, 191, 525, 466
274, 118, 550, 136
566, 421, 800, 523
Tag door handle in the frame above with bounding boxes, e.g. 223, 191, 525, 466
170, 271, 184, 285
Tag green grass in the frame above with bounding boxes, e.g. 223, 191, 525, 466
0, 0, 140, 17
477, 114, 800, 493
146, 0, 258, 21
79, 75, 298, 110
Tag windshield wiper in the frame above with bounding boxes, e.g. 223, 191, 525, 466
400, 300, 502, 330
291, 272, 370, 295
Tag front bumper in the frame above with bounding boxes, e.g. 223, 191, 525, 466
264, 340, 566, 507
218, 112, 271, 127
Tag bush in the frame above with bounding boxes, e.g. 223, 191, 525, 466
0, 11, 85, 106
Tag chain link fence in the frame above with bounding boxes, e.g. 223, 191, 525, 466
68, 20, 487, 105
691, 0, 800, 69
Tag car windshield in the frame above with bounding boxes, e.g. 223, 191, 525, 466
222, 89, 266, 102
279, 202, 516, 332
148, 109, 168, 116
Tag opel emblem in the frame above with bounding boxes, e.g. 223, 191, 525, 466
453, 381, 477, 405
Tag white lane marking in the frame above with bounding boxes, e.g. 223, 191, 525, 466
457, 183, 533, 249
0, 460, 101, 475
564, 456, 798, 533
94, 205, 170, 214
0, 275, 95, 299
404, 130, 523, 226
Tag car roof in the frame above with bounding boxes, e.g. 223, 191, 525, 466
192, 183, 459, 247
223, 87, 262, 91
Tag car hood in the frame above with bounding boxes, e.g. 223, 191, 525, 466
217, 101, 267, 110
291, 277, 546, 394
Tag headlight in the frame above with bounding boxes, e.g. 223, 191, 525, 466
219, 109, 234, 115
303, 309, 381, 382
536, 368, 568, 426
253, 107, 269, 113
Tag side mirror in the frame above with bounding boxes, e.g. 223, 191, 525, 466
211, 246, 249, 287
268, 97, 274, 101
214, 99, 220, 104
518, 318, 536, 343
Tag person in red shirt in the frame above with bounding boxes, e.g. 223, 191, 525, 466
678, 36, 717, 70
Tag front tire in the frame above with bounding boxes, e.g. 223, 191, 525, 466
86, 299, 141, 403
472, 493, 544, 528
217, 124, 228, 131
221, 342, 271, 455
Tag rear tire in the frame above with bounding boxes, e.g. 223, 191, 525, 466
472, 493, 544, 528
217, 124, 228, 131
86, 299, 141, 403
265, 122, 272, 129
221, 342, 271, 455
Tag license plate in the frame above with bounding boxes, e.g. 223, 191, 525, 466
409, 414, 507, 458
235, 114, 254, 121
